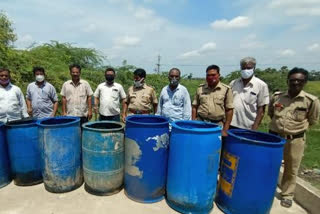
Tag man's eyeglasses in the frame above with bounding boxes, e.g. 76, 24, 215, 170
288, 78, 305, 83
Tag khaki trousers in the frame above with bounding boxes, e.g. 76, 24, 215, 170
281, 135, 305, 200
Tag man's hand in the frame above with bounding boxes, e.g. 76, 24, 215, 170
27, 108, 33, 116
122, 113, 126, 123
222, 129, 228, 137
87, 110, 93, 120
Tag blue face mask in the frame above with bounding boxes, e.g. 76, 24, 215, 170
241, 69, 254, 79
0, 79, 10, 85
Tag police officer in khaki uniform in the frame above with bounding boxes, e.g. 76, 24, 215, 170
192, 64, 234, 136
268, 67, 320, 208
123, 68, 158, 122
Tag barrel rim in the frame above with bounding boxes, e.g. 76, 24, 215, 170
227, 129, 286, 146
171, 120, 222, 133
5, 118, 38, 128
126, 115, 169, 126
82, 121, 125, 132
37, 116, 80, 128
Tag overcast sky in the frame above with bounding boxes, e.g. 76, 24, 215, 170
1, 0, 320, 77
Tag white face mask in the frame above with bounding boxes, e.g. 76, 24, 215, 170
241, 69, 254, 79
134, 78, 144, 88
35, 75, 45, 82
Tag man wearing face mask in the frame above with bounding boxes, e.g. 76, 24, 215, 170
93, 67, 126, 122
123, 68, 158, 122
0, 68, 29, 123
156, 68, 191, 121
192, 65, 234, 136
269, 68, 319, 208
230, 57, 269, 130
61, 64, 93, 125
26, 67, 58, 119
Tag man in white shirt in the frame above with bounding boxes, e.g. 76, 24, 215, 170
0, 68, 29, 123
94, 68, 126, 122
230, 57, 269, 130
61, 64, 93, 125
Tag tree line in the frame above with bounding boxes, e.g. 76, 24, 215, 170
1, 12, 319, 104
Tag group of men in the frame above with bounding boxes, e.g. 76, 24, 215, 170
0, 57, 319, 208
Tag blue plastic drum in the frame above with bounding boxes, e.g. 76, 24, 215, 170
216, 129, 286, 214
166, 120, 222, 214
37, 117, 83, 193
0, 122, 11, 188
82, 121, 125, 195
124, 115, 169, 203
6, 119, 42, 185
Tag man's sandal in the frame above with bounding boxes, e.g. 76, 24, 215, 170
281, 199, 292, 208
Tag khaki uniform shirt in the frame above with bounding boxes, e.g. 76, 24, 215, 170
192, 82, 234, 121
126, 84, 158, 114
61, 79, 93, 117
268, 90, 320, 135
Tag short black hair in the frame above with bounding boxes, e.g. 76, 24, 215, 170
288, 67, 308, 81
134, 68, 146, 78
206, 65, 220, 74
0, 68, 10, 74
105, 67, 115, 74
32, 66, 45, 75
69, 64, 81, 72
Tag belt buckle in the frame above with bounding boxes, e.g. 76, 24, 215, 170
286, 135, 293, 140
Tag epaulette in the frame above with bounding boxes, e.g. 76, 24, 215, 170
273, 91, 283, 96
221, 82, 231, 89
305, 92, 318, 101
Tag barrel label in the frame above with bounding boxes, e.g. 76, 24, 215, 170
219, 151, 239, 197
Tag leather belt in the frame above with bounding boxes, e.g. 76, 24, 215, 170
269, 130, 305, 140
129, 109, 151, 114
198, 114, 223, 124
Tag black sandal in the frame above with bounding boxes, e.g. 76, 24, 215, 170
281, 199, 292, 208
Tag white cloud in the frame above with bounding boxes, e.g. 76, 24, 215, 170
269, 0, 320, 16
179, 42, 216, 59
210, 16, 251, 30
19, 34, 33, 43
179, 50, 200, 58
113, 36, 141, 48
279, 49, 296, 56
240, 34, 265, 49
134, 7, 154, 19
307, 43, 320, 51
198, 42, 217, 53
291, 24, 311, 31
83, 23, 97, 33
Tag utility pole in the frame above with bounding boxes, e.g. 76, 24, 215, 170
156, 55, 161, 74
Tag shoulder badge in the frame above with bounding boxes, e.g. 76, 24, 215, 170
305, 92, 318, 101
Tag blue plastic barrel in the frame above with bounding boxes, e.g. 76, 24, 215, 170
0, 122, 11, 188
37, 117, 83, 193
6, 119, 42, 186
82, 121, 125, 195
216, 129, 286, 214
166, 120, 222, 214
124, 115, 169, 203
